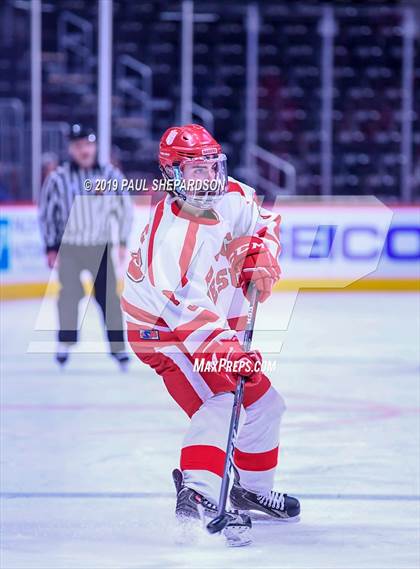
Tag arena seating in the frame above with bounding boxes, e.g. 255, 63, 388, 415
0, 1, 418, 200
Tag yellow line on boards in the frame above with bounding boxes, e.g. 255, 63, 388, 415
273, 279, 420, 292
1, 278, 419, 300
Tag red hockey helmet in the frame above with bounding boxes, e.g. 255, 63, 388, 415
159, 124, 222, 169
158, 124, 228, 209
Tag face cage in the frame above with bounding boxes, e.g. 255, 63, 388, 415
167, 154, 228, 210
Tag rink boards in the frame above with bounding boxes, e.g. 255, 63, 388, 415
0, 201, 419, 299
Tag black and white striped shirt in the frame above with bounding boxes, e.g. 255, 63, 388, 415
38, 161, 133, 252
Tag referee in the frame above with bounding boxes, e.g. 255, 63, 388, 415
38, 124, 133, 369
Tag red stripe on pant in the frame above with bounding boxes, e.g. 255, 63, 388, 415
234, 446, 279, 472
128, 326, 273, 414
181, 445, 226, 477
133, 349, 203, 418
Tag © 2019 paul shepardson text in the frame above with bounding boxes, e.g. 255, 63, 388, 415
83, 177, 226, 193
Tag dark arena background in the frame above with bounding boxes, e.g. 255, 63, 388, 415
0, 1, 419, 568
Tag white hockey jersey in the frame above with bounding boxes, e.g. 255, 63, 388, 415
121, 177, 281, 356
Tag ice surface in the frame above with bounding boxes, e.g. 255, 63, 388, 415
1, 292, 419, 568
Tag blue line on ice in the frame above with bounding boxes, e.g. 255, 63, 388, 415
2, 492, 419, 501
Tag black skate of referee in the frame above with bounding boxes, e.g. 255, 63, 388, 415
38, 124, 133, 369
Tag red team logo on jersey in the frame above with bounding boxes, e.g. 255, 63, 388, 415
127, 250, 145, 283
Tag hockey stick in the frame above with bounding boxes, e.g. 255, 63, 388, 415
207, 285, 260, 535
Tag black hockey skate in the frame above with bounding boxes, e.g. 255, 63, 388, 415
111, 351, 130, 372
230, 469, 300, 521
55, 343, 70, 366
172, 469, 252, 546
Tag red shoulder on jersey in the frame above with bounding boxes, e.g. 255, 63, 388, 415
227, 180, 246, 197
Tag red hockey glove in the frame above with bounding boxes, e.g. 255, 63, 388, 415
227, 236, 280, 303
201, 338, 263, 386
227, 348, 263, 385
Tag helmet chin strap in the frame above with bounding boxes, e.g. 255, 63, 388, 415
166, 164, 225, 210
172, 165, 187, 202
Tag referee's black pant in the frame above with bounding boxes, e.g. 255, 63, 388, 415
57, 243, 125, 353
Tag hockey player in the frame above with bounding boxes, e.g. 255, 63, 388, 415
121, 124, 300, 545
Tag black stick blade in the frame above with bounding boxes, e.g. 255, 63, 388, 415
206, 514, 230, 534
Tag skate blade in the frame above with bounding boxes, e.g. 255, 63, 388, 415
247, 511, 300, 524
223, 525, 252, 547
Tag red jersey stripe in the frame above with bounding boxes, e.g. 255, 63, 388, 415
126, 321, 178, 343
257, 216, 281, 253
147, 200, 165, 286
227, 180, 246, 196
180, 444, 225, 477
121, 296, 168, 327
233, 446, 279, 472
179, 221, 199, 287
174, 309, 220, 342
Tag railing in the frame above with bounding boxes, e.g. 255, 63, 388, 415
42, 122, 70, 161
57, 11, 93, 75
249, 144, 296, 197
192, 103, 214, 134
0, 98, 25, 200
116, 55, 153, 139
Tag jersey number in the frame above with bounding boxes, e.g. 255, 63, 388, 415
206, 267, 229, 303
